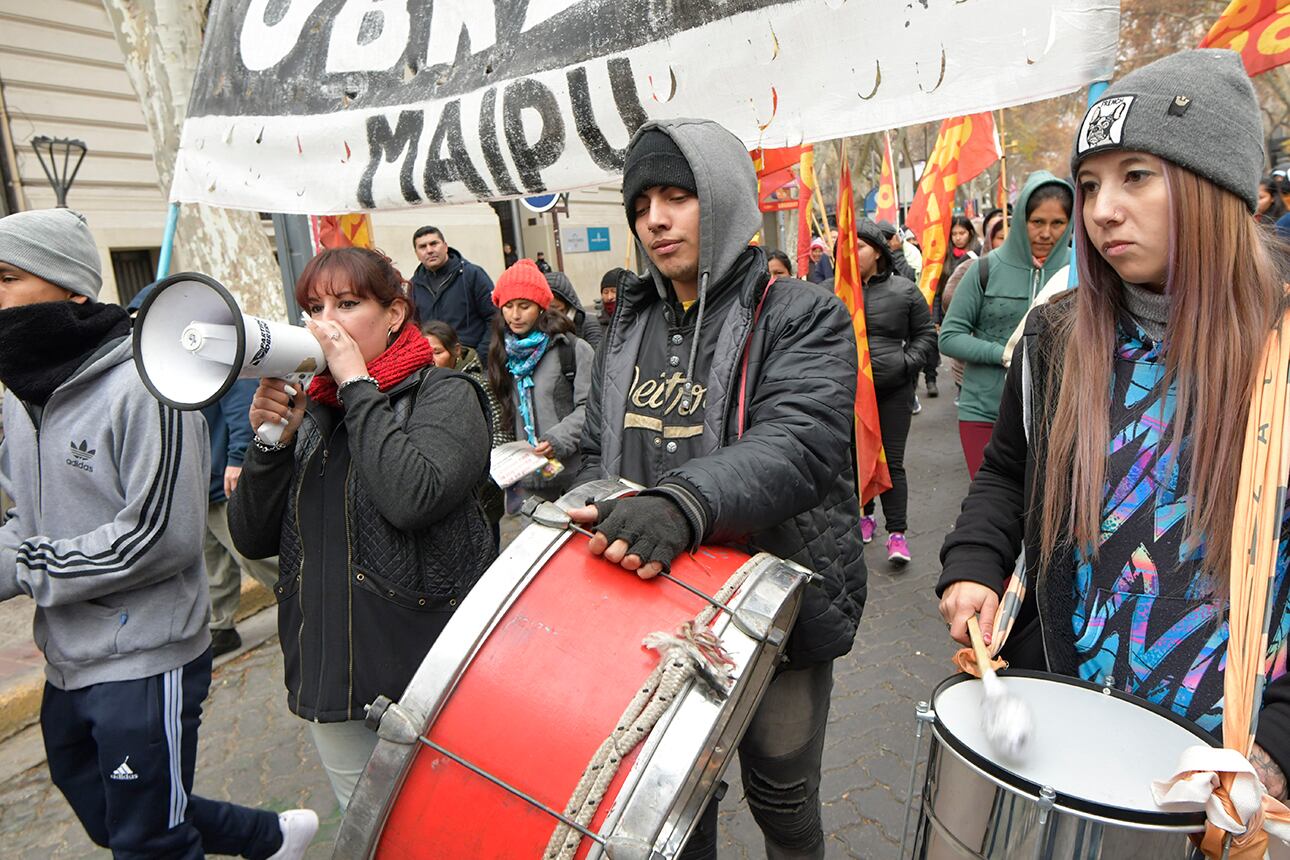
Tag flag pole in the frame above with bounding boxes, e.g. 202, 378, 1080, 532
996, 110, 1009, 241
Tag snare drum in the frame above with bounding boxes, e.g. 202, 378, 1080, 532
333, 480, 810, 859
903, 671, 1215, 859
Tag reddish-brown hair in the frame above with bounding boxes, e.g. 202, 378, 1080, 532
1039, 162, 1284, 582
294, 247, 414, 326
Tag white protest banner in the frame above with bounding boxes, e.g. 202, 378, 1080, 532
173, 0, 1119, 214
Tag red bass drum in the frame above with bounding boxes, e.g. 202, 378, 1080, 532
333, 480, 811, 858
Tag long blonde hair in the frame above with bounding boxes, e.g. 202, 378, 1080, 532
1038, 163, 1284, 580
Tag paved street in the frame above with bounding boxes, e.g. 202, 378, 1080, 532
0, 386, 969, 859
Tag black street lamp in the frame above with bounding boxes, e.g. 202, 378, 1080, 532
30, 136, 87, 208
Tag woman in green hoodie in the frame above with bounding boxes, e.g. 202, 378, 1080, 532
939, 171, 1074, 476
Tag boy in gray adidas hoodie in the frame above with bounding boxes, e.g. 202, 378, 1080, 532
0, 208, 315, 859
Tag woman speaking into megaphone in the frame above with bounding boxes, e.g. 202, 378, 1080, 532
226, 247, 498, 811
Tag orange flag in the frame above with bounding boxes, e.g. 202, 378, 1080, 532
1201, 0, 1290, 77
875, 132, 899, 225
796, 145, 819, 277
834, 160, 892, 505
906, 113, 1001, 307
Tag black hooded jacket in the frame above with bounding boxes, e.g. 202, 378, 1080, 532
857, 221, 937, 393
578, 118, 867, 666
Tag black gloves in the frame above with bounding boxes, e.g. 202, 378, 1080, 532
592, 493, 694, 571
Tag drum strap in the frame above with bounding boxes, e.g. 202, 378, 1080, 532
544, 560, 757, 859
1154, 300, 1290, 859
736, 275, 776, 439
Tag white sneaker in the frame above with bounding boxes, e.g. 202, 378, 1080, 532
268, 809, 319, 860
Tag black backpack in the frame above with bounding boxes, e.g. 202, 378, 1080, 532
550, 338, 578, 419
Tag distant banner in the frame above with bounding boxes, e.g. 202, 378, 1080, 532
173, 0, 1119, 214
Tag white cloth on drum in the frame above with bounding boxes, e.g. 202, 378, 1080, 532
1151, 745, 1290, 845
306, 719, 379, 812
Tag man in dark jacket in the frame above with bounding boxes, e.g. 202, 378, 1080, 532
569, 118, 866, 860
878, 220, 938, 397
408, 226, 496, 353
596, 267, 625, 338
200, 379, 279, 656
877, 220, 917, 282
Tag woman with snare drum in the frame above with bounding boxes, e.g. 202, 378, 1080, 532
938, 49, 1290, 802
228, 248, 496, 812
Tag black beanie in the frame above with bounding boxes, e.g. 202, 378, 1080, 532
600, 267, 626, 291
622, 129, 697, 222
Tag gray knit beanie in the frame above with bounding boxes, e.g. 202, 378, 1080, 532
0, 208, 102, 300
1070, 49, 1263, 212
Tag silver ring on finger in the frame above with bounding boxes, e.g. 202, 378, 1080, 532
329, 330, 341, 342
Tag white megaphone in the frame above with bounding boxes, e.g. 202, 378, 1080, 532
133, 272, 324, 445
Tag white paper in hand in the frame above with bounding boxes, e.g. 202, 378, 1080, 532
490, 442, 549, 488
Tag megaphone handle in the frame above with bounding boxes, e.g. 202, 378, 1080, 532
256, 421, 286, 446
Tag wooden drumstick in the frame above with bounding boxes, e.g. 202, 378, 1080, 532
967, 615, 992, 674
969, 614, 1032, 759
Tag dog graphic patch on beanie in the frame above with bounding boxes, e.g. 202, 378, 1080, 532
1078, 96, 1134, 154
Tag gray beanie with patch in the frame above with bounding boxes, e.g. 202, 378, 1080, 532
0, 208, 102, 300
1070, 49, 1263, 212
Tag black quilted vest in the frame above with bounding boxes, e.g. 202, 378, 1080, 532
276, 370, 497, 721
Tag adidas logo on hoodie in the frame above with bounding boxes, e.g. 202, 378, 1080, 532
66, 439, 96, 473
110, 756, 138, 781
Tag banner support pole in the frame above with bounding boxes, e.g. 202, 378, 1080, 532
156, 201, 180, 280
1069, 81, 1110, 288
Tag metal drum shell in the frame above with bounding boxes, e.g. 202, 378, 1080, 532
908, 671, 1213, 860
333, 480, 810, 859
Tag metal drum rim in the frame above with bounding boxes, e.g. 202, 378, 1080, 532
931, 669, 1214, 830
588, 553, 809, 857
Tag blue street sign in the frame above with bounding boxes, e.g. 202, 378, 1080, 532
521, 194, 559, 213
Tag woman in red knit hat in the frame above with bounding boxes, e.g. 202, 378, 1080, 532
487, 258, 595, 501
228, 247, 497, 811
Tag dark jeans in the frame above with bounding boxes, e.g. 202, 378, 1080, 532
863, 383, 913, 533
923, 340, 939, 383
681, 660, 835, 859
42, 649, 282, 859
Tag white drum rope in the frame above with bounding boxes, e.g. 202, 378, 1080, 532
544, 564, 752, 860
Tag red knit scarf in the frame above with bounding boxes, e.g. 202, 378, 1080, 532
308, 323, 433, 408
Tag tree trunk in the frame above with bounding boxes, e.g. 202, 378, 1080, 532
102, 0, 287, 320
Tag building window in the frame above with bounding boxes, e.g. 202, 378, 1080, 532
110, 248, 159, 307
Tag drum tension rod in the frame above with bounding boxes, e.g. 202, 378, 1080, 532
416, 733, 608, 848
365, 696, 607, 848
523, 499, 766, 641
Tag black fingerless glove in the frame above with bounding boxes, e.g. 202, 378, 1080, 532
592, 493, 694, 571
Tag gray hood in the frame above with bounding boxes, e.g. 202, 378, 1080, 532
624, 118, 761, 299
545, 271, 585, 311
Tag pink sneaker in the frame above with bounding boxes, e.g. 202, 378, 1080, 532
860, 515, 877, 544
887, 532, 911, 564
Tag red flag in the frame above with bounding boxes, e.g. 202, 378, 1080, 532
834, 161, 892, 505
907, 113, 1000, 307
752, 146, 805, 212
310, 214, 375, 251
796, 145, 819, 277
1201, 0, 1290, 77
875, 132, 899, 225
